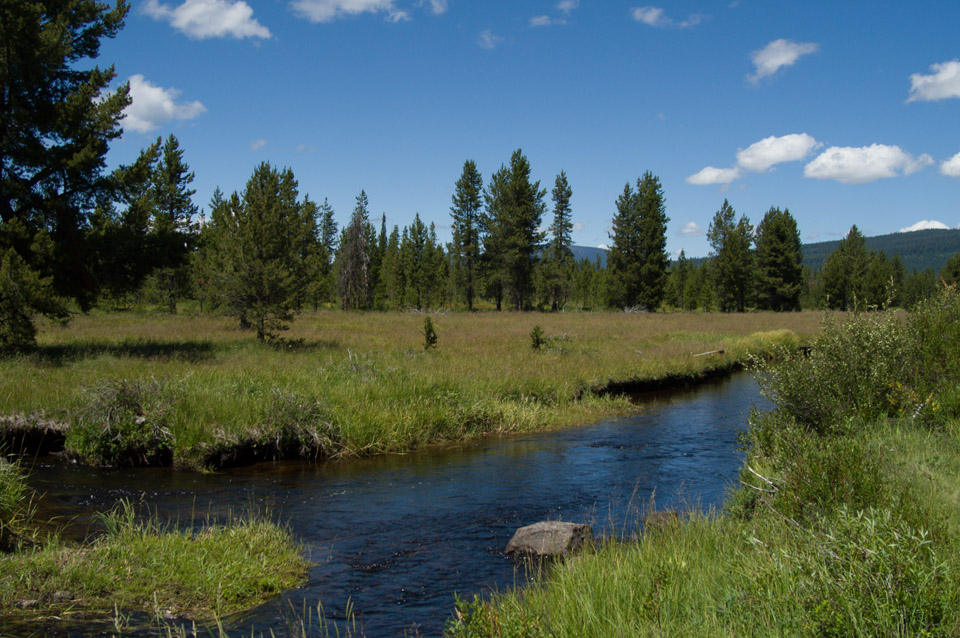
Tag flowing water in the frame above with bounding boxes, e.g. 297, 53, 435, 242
16, 372, 765, 637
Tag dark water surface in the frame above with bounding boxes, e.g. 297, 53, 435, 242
19, 372, 765, 637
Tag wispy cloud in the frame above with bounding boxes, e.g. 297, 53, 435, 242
122, 74, 206, 133
631, 6, 706, 29
291, 0, 409, 23
747, 38, 818, 84
530, 15, 557, 27
250, 139, 267, 150
804, 144, 933, 184
556, 0, 579, 13
144, 0, 271, 39
907, 60, 960, 102
421, 0, 448, 15
477, 29, 503, 49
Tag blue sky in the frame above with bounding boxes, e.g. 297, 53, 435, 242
101, 0, 960, 258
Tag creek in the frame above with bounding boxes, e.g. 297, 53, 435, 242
19, 372, 765, 637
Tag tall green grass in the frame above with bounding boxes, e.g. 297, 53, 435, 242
0, 310, 819, 469
448, 288, 960, 637
0, 501, 308, 620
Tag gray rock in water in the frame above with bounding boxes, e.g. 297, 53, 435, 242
505, 521, 593, 558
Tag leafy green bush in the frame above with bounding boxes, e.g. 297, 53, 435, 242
752, 310, 909, 435
797, 506, 958, 636
66, 379, 174, 466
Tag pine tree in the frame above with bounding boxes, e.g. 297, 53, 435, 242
450, 160, 484, 310
821, 225, 869, 310
607, 172, 669, 310
483, 150, 546, 310
338, 191, 372, 310
707, 199, 754, 312
150, 135, 198, 313
754, 207, 803, 311
316, 198, 338, 304
0, 0, 130, 315
544, 171, 574, 310
203, 163, 315, 340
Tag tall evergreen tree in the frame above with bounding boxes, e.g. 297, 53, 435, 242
450, 159, 484, 310
821, 225, 870, 310
544, 170, 574, 310
707, 199, 754, 312
607, 172, 669, 310
754, 207, 803, 311
486, 149, 546, 310
202, 163, 315, 340
481, 166, 509, 310
337, 190, 372, 310
0, 0, 130, 315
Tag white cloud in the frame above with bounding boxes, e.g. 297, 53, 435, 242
423, 0, 447, 14
899, 220, 949, 233
291, 0, 408, 23
144, 0, 270, 39
736, 133, 820, 172
631, 6, 704, 28
907, 60, 960, 102
477, 29, 503, 50
122, 74, 206, 133
677, 222, 703, 237
530, 15, 554, 27
597, 244, 609, 250
803, 144, 934, 184
556, 0, 579, 13
747, 38, 818, 84
685, 166, 743, 185
941, 152, 960, 177
572, 222, 585, 232
631, 6, 667, 26
250, 139, 267, 150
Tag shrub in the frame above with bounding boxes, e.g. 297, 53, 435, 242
752, 310, 909, 435
530, 325, 546, 350
423, 316, 438, 350
66, 379, 174, 466
797, 506, 958, 636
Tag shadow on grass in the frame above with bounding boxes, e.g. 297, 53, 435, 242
17, 339, 219, 365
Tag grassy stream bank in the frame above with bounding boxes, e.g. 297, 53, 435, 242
1, 310, 819, 470
448, 288, 960, 637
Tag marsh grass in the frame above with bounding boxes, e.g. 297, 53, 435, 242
0, 500, 308, 620
0, 310, 819, 469
448, 289, 960, 637
0, 458, 30, 551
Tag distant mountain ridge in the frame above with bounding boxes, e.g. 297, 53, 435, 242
802, 228, 960, 273
573, 229, 960, 275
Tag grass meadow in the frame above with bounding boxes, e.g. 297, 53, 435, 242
1, 309, 821, 469
448, 289, 960, 637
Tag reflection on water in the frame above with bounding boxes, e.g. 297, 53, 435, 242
19, 373, 766, 637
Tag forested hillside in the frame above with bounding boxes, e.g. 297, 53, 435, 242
802, 229, 960, 273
